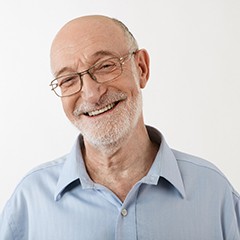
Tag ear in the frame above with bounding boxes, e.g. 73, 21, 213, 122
134, 49, 150, 89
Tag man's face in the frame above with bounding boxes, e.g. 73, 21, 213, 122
50, 17, 149, 148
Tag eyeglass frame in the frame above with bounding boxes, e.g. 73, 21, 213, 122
49, 50, 138, 97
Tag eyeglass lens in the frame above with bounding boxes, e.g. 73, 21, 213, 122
54, 57, 123, 97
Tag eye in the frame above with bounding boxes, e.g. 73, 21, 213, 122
95, 59, 118, 73
101, 62, 116, 69
59, 75, 79, 87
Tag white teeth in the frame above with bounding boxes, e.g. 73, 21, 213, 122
88, 103, 115, 117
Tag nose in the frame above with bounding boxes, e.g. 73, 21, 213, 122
80, 73, 107, 103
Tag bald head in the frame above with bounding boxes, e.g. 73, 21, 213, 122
53, 15, 137, 48
80, 16, 135, 43
50, 15, 138, 76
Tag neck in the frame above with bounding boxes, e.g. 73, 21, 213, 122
82, 123, 159, 202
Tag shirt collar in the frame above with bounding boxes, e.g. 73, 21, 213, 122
142, 126, 186, 199
54, 135, 94, 201
54, 126, 186, 200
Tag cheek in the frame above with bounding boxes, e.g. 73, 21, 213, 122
116, 72, 141, 95
126, 77, 142, 98
61, 97, 78, 121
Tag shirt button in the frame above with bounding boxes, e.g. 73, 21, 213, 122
121, 208, 128, 217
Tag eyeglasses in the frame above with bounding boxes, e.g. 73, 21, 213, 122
49, 51, 136, 97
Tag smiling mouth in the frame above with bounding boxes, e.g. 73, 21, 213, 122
84, 102, 118, 117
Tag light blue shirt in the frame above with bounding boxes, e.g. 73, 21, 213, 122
1, 126, 240, 239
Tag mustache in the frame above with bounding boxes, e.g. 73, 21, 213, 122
73, 91, 127, 116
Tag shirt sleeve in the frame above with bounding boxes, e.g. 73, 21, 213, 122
227, 191, 240, 240
235, 192, 240, 237
0, 203, 15, 240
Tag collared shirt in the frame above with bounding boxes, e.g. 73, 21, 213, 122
0, 126, 239, 240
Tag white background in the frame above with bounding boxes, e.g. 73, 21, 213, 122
0, 0, 240, 211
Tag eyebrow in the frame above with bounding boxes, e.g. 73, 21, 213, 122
54, 50, 120, 78
54, 67, 75, 78
91, 50, 118, 58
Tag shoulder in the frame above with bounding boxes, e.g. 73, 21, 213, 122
6, 155, 68, 205
26, 155, 67, 178
173, 149, 223, 174
0, 155, 68, 239
172, 149, 240, 198
18, 155, 67, 187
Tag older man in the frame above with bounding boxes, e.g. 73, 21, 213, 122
1, 15, 239, 240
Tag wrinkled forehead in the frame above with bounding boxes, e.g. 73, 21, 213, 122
50, 17, 131, 73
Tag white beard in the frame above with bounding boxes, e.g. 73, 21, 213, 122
72, 90, 143, 150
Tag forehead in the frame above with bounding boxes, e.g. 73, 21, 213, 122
51, 17, 130, 74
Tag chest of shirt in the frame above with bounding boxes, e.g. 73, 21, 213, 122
23, 180, 226, 240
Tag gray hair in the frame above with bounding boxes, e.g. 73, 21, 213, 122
111, 18, 139, 51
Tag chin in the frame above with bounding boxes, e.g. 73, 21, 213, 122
73, 91, 143, 150
74, 115, 131, 149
